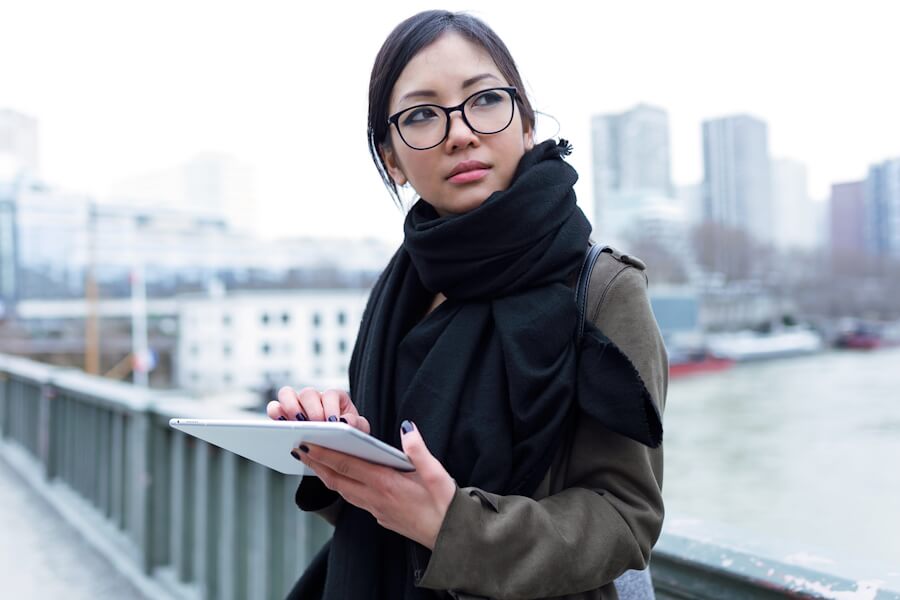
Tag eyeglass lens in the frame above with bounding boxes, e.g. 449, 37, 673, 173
397, 89, 514, 149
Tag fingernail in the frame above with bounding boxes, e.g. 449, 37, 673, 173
290, 449, 302, 461
278, 416, 287, 421
327, 415, 337, 422
299, 444, 310, 453
401, 420, 414, 435
339, 417, 348, 424
296, 412, 307, 421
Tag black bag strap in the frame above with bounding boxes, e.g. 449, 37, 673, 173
574, 243, 611, 343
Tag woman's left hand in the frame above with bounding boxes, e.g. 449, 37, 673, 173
294, 420, 457, 550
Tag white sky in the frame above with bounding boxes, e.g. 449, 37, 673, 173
2, 0, 899, 247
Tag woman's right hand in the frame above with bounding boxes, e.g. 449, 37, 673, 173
266, 386, 371, 434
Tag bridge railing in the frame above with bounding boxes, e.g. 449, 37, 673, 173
0, 354, 331, 600
1, 353, 897, 600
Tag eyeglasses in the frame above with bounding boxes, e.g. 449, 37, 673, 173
387, 86, 519, 150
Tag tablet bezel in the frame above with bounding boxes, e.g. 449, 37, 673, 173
169, 418, 415, 476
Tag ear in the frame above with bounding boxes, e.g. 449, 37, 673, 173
523, 121, 535, 152
379, 142, 408, 187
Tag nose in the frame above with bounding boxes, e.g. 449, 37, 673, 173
444, 109, 479, 152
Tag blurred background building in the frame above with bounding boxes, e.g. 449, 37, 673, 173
701, 114, 773, 246
176, 288, 367, 395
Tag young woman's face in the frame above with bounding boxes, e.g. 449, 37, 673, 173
380, 32, 534, 217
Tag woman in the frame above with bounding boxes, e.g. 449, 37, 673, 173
267, 10, 666, 600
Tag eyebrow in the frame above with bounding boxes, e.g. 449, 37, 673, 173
398, 73, 502, 104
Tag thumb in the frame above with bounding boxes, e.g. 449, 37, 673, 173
399, 420, 438, 471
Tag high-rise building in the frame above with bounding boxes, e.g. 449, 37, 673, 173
0, 109, 39, 178
829, 181, 867, 255
702, 114, 773, 245
591, 104, 673, 239
865, 158, 900, 258
770, 158, 818, 251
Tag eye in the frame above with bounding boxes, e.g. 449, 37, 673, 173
402, 106, 439, 126
472, 91, 503, 106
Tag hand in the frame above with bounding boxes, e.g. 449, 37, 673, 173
266, 386, 370, 433
294, 420, 457, 551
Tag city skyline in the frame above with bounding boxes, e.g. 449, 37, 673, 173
2, 1, 899, 245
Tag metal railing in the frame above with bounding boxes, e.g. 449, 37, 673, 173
1, 353, 897, 600
0, 354, 331, 600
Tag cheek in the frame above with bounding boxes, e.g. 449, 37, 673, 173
404, 153, 443, 188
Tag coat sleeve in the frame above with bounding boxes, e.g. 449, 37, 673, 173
415, 265, 667, 600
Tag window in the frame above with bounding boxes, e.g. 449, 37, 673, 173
261, 312, 270, 325
222, 314, 232, 326
313, 340, 321, 355
312, 312, 321, 327
261, 342, 271, 355
223, 373, 233, 385
223, 343, 232, 357
281, 312, 291, 325
338, 339, 347, 353
190, 344, 199, 356
337, 311, 346, 325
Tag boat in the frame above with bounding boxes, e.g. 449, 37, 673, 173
669, 349, 735, 378
706, 328, 824, 362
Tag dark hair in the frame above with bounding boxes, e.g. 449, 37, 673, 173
367, 10, 537, 209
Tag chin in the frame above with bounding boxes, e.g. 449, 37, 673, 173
449, 193, 490, 215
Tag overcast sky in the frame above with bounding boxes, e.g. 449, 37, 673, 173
2, 0, 898, 246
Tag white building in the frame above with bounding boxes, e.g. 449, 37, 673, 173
3, 176, 394, 300
702, 114, 773, 245
591, 104, 673, 239
675, 183, 704, 229
770, 158, 819, 251
175, 288, 369, 395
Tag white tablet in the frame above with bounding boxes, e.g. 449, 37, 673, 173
169, 418, 415, 476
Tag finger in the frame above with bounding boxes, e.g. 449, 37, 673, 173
357, 416, 371, 434
310, 458, 371, 504
320, 389, 346, 422
302, 443, 389, 483
296, 386, 325, 421
339, 413, 371, 434
335, 389, 360, 418
399, 420, 442, 479
266, 400, 288, 421
277, 386, 305, 421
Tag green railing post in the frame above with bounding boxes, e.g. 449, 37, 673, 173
128, 409, 154, 573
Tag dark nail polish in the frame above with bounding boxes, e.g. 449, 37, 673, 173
339, 417, 348, 424
290, 450, 302, 461
278, 416, 287, 421
327, 415, 337, 422
299, 444, 310, 453
296, 412, 307, 421
401, 420, 414, 435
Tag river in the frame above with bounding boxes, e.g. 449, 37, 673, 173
660, 346, 900, 577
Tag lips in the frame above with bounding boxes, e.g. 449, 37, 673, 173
447, 160, 490, 180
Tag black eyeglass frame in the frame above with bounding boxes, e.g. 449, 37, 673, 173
386, 86, 520, 150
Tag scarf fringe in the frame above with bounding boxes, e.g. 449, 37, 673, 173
557, 138, 573, 157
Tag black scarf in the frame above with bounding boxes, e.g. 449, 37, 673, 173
288, 138, 662, 600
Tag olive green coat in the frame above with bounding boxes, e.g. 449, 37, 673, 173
307, 245, 668, 600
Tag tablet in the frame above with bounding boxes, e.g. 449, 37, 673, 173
169, 418, 415, 476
